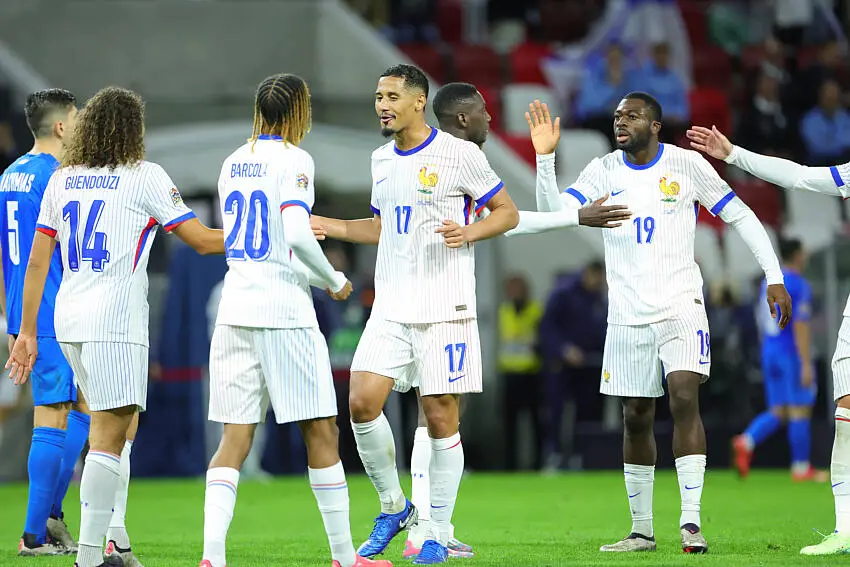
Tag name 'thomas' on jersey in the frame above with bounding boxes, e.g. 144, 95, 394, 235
370, 128, 504, 324
214, 136, 320, 330
35, 161, 195, 345
566, 143, 735, 325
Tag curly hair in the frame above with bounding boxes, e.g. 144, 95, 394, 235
250, 74, 311, 147
61, 86, 145, 170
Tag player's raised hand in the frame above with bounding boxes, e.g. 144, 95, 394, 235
436, 219, 469, 248
579, 194, 632, 228
526, 100, 561, 156
311, 217, 327, 241
6, 333, 37, 385
329, 280, 353, 301
766, 283, 793, 330
686, 125, 733, 160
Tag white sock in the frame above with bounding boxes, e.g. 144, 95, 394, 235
676, 454, 707, 529
77, 450, 122, 567
624, 463, 654, 537
429, 433, 464, 546
351, 413, 405, 514
203, 467, 240, 567
833, 408, 850, 533
309, 461, 357, 567
411, 426, 432, 522
107, 439, 133, 550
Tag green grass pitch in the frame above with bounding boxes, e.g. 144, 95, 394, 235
0, 470, 839, 566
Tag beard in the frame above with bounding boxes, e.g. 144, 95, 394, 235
615, 130, 650, 153
380, 126, 395, 138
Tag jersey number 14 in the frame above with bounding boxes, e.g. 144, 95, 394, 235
63, 200, 110, 272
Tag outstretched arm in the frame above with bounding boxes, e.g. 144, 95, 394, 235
687, 125, 843, 196
283, 206, 351, 298
311, 214, 381, 245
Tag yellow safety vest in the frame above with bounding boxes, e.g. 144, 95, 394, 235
498, 301, 542, 373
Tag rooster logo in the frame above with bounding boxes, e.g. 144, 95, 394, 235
660, 176, 680, 203
418, 166, 438, 194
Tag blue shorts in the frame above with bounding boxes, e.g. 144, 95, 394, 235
31, 336, 76, 406
762, 351, 816, 408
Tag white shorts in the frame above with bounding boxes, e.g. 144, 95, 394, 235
831, 317, 850, 401
600, 306, 711, 398
208, 325, 337, 425
350, 317, 482, 396
59, 342, 149, 411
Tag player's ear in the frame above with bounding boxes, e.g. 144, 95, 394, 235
416, 93, 426, 112
457, 112, 469, 128
651, 120, 662, 135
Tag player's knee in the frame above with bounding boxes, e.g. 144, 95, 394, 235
788, 406, 811, 420
668, 386, 699, 419
300, 417, 339, 450
770, 406, 788, 421
33, 402, 71, 429
422, 395, 459, 438
838, 395, 850, 410
349, 389, 383, 423
622, 400, 654, 434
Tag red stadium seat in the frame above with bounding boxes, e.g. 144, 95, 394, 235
692, 46, 733, 91
398, 43, 447, 83
734, 178, 782, 228
689, 87, 732, 137
449, 44, 503, 89
679, 0, 709, 48
476, 85, 502, 132
509, 42, 553, 85
498, 133, 536, 166
436, 0, 463, 43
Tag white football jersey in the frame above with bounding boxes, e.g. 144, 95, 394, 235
827, 162, 850, 316
566, 143, 734, 325
370, 128, 503, 324
214, 136, 319, 329
36, 161, 195, 345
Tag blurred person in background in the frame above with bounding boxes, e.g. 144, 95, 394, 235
539, 261, 607, 472
631, 43, 689, 142
800, 79, 850, 166
737, 71, 791, 157
499, 274, 544, 471
733, 238, 825, 482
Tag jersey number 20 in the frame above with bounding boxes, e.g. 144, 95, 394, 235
63, 200, 110, 272
224, 191, 271, 261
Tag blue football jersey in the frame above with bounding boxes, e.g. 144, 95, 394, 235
757, 270, 812, 358
0, 153, 63, 336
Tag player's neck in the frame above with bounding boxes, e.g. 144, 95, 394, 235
30, 139, 62, 160
625, 140, 660, 166
394, 122, 433, 152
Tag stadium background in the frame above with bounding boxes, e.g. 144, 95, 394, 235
0, 0, 848, 482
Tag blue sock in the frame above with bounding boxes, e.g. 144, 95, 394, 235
51, 410, 90, 519
743, 411, 782, 446
24, 427, 66, 543
788, 417, 812, 466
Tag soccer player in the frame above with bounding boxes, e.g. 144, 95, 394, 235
311, 65, 519, 565
733, 237, 824, 482
530, 92, 791, 554
398, 83, 631, 560
200, 74, 391, 567
686, 123, 850, 555
6, 86, 224, 567
0, 88, 85, 557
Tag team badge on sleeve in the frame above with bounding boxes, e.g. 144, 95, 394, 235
296, 173, 309, 190
170, 187, 183, 205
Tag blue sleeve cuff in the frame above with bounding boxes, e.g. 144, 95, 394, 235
709, 190, 736, 216
370, 205, 381, 216
280, 200, 312, 215
565, 188, 587, 205
474, 181, 505, 214
163, 211, 197, 232
831, 166, 844, 187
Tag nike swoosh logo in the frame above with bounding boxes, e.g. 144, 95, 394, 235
448, 375, 465, 383
611, 190, 625, 196
684, 484, 702, 490
699, 360, 710, 365
628, 492, 640, 498
431, 504, 447, 509
376, 177, 388, 185
834, 482, 845, 488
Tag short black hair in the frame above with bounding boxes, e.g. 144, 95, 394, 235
380, 64, 429, 99
623, 91, 662, 123
779, 237, 803, 262
586, 259, 605, 273
432, 82, 479, 120
25, 88, 76, 138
